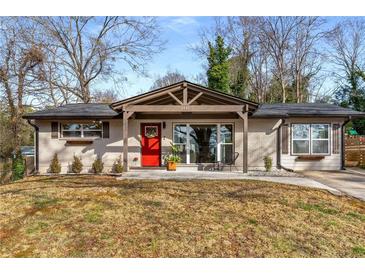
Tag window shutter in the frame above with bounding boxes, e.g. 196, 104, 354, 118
51, 122, 58, 139
332, 124, 340, 154
281, 124, 289, 154
102, 122, 110, 138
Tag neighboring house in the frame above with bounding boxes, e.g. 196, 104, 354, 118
23, 81, 365, 174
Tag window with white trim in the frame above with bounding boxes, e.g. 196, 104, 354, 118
62, 122, 102, 138
220, 124, 233, 164
173, 124, 187, 163
292, 123, 330, 155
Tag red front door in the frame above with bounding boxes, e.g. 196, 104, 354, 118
141, 123, 161, 167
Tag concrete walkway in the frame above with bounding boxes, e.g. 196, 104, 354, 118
118, 170, 340, 194
301, 169, 365, 201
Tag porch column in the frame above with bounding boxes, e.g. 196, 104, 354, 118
237, 105, 249, 173
123, 110, 134, 172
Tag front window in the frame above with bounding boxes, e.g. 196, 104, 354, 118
62, 122, 102, 138
189, 125, 217, 163
173, 124, 187, 163
220, 124, 233, 164
173, 123, 233, 164
292, 124, 330, 155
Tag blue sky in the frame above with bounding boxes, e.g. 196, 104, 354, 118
103, 17, 214, 99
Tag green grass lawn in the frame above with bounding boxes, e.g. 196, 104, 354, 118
0, 175, 365, 258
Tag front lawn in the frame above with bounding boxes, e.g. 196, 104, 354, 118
0, 176, 364, 257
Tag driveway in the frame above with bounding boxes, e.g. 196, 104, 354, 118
302, 169, 365, 201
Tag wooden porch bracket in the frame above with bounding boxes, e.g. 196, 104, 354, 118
188, 92, 203, 105
123, 110, 134, 172
168, 92, 183, 105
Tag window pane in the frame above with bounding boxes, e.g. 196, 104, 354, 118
312, 140, 329, 154
174, 144, 186, 164
83, 123, 102, 130
173, 125, 187, 144
189, 125, 217, 163
312, 124, 329, 139
62, 124, 81, 131
63, 131, 81, 137
293, 140, 309, 154
221, 144, 233, 164
84, 131, 102, 137
221, 125, 233, 143
292, 124, 310, 139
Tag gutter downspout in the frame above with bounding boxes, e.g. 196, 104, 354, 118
27, 119, 39, 174
341, 116, 351, 170
277, 118, 294, 172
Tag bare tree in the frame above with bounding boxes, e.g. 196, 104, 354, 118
33, 16, 165, 103
290, 17, 325, 102
92, 89, 120, 103
150, 70, 186, 89
0, 18, 45, 154
326, 18, 365, 86
258, 17, 302, 103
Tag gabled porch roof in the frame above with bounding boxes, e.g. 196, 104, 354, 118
111, 80, 258, 114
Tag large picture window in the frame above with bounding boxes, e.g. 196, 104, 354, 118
173, 123, 233, 164
62, 122, 102, 138
292, 123, 330, 155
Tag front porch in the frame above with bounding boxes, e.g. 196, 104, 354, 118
111, 81, 258, 173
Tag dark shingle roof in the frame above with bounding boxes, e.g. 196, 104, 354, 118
252, 103, 365, 118
22, 103, 119, 120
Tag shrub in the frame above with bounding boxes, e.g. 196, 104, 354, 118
49, 153, 61, 174
263, 156, 272, 172
113, 156, 123, 173
12, 153, 25, 181
71, 155, 83, 174
92, 157, 104, 174
0, 161, 12, 184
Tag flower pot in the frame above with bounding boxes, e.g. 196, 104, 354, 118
167, 161, 176, 171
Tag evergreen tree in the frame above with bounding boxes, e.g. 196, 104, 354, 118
207, 35, 231, 92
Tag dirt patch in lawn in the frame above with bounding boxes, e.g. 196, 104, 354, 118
0, 175, 365, 258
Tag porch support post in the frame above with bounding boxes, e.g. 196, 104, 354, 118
123, 110, 134, 172
237, 105, 249, 173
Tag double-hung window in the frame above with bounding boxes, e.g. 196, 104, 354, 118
220, 124, 234, 164
292, 123, 330, 155
173, 124, 187, 163
62, 122, 102, 138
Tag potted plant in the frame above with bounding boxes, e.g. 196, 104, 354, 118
164, 144, 181, 171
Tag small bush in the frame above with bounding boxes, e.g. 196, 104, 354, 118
92, 157, 104, 174
113, 156, 123, 173
12, 153, 25, 181
49, 153, 61, 174
0, 161, 12, 183
263, 156, 272, 172
71, 156, 83, 174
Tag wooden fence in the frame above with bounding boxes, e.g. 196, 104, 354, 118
345, 135, 365, 167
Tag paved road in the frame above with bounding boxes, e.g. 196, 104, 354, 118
302, 169, 365, 201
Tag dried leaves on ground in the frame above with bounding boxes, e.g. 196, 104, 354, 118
0, 176, 364, 258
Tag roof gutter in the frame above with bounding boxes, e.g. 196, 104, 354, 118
27, 119, 39, 174
341, 116, 352, 170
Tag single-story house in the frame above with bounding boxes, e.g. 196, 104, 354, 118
23, 81, 365, 174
